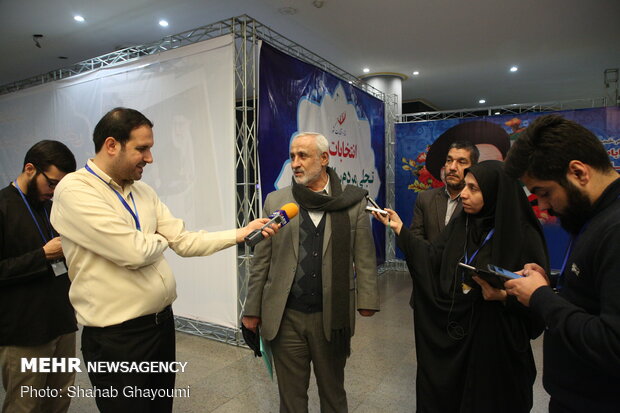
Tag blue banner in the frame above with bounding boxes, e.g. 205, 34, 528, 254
258, 43, 386, 263
394, 106, 620, 269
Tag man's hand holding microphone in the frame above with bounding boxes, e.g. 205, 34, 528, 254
236, 219, 279, 244
241, 203, 299, 247
236, 203, 299, 244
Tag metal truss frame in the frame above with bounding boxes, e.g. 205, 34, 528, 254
379, 93, 399, 271
379, 90, 407, 272
248, 23, 384, 101
0, 15, 384, 101
0, 14, 397, 345
604, 69, 619, 106
396, 98, 608, 123
0, 19, 242, 95
233, 17, 260, 348
175, 316, 238, 345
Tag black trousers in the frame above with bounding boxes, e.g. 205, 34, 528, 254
81, 306, 176, 413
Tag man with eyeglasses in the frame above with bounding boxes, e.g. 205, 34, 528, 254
0, 140, 77, 413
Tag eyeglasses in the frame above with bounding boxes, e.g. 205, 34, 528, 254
36, 167, 60, 189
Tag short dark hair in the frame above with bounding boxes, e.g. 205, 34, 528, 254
505, 114, 613, 181
448, 140, 480, 164
23, 140, 76, 174
93, 107, 153, 153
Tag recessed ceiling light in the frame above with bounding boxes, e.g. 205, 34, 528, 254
74, 15, 85, 22
510, 66, 518, 72
413, 71, 419, 76
363, 68, 370, 73
159, 20, 169, 27
479, 99, 486, 104
278, 6, 298, 15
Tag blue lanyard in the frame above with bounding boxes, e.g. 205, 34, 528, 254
13, 181, 54, 243
85, 164, 141, 231
465, 228, 495, 265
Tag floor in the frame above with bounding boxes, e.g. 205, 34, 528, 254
2, 271, 550, 412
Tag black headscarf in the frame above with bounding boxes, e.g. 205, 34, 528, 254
397, 160, 550, 413
432, 159, 549, 299
461, 160, 547, 272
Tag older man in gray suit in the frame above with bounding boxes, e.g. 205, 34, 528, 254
243, 132, 379, 413
411, 140, 479, 242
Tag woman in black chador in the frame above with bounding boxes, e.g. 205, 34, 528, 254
374, 160, 549, 413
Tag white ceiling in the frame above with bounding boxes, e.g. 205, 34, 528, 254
1, 0, 618, 110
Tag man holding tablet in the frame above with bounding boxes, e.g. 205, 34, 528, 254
505, 114, 620, 413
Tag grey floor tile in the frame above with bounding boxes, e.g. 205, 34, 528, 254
1, 270, 550, 412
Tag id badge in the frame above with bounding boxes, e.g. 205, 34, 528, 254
51, 261, 68, 276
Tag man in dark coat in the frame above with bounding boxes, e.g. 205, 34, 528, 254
0, 140, 77, 413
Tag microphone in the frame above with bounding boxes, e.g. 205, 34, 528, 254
244, 203, 299, 247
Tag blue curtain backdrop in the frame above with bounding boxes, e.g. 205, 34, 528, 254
258, 43, 386, 263
394, 106, 620, 269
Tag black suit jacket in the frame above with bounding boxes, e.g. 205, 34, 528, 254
408, 187, 462, 307
410, 187, 462, 243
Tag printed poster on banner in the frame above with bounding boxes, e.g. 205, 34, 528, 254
275, 83, 381, 201
394, 106, 620, 267
258, 43, 386, 262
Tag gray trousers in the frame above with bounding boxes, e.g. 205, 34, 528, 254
270, 309, 348, 413
0, 332, 76, 413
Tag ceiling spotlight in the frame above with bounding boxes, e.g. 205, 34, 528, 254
159, 20, 169, 27
74, 15, 85, 22
479, 99, 486, 104
510, 66, 518, 72
494, 111, 501, 115
278, 6, 298, 15
413, 71, 420, 76
363, 68, 370, 73
32, 34, 43, 48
